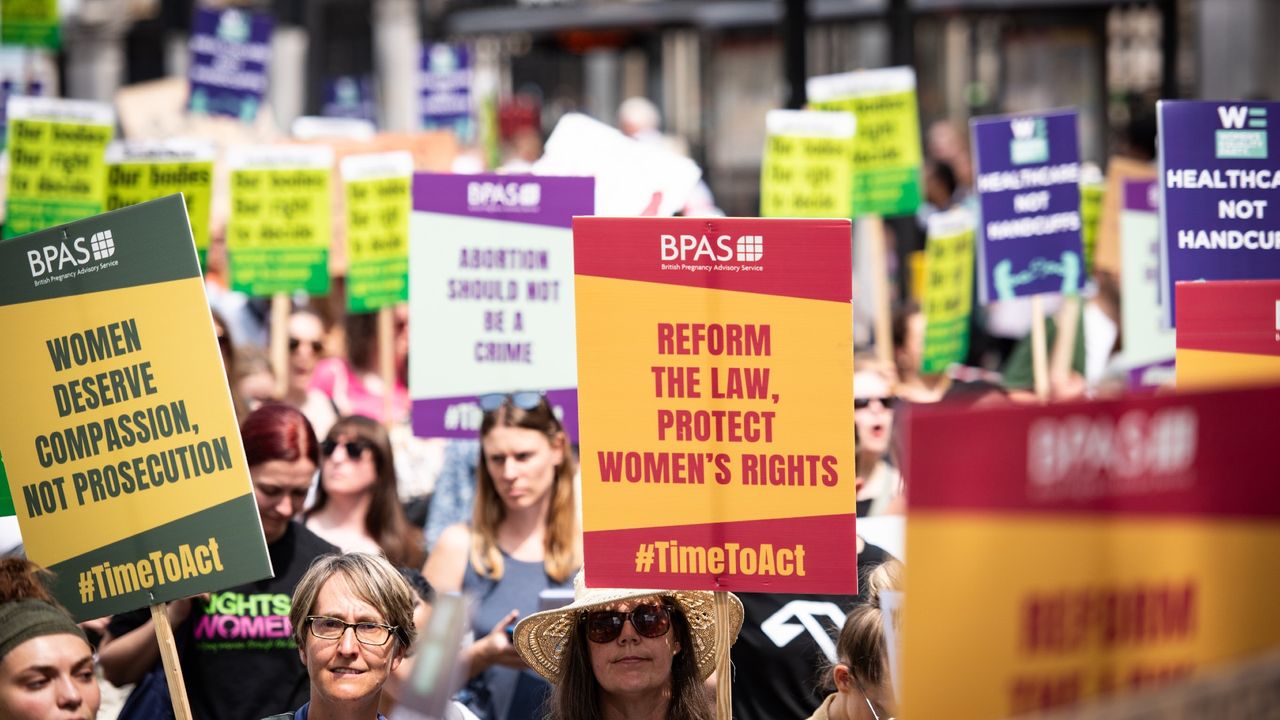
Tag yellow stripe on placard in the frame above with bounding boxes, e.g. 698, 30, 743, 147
1176, 348, 1280, 391
902, 513, 1280, 719
576, 275, 854, 532
0, 277, 250, 566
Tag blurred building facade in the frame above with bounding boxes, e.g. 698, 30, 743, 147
31, 0, 1280, 215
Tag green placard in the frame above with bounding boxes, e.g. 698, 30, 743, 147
227, 163, 332, 296
346, 174, 410, 312
2, 0, 60, 49
760, 110, 855, 218
1080, 181, 1105, 276
0, 453, 13, 517
5, 105, 113, 239
0, 196, 271, 619
108, 160, 214, 267
921, 208, 976, 374
809, 68, 924, 218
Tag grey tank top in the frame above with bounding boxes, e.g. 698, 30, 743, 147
460, 552, 575, 720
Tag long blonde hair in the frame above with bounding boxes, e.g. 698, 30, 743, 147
471, 398, 579, 582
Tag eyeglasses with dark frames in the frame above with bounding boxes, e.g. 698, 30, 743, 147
289, 337, 324, 354
306, 616, 398, 646
321, 439, 373, 460
854, 396, 897, 410
583, 603, 673, 643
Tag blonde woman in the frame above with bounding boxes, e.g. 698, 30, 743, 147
424, 392, 580, 720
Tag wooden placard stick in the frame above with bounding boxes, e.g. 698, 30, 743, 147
378, 306, 396, 427
1030, 295, 1049, 402
1050, 295, 1081, 392
714, 590, 733, 720
150, 603, 193, 720
865, 216, 894, 370
270, 292, 290, 399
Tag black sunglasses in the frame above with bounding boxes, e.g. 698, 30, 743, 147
289, 337, 324, 354
478, 391, 545, 412
321, 439, 372, 459
854, 396, 897, 410
584, 603, 672, 643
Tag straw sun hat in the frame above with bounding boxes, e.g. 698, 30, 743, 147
513, 570, 744, 683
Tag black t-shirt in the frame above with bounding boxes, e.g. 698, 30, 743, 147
108, 522, 338, 720
730, 542, 894, 720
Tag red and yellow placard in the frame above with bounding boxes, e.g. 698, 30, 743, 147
1176, 279, 1280, 390
574, 217, 854, 594
901, 387, 1280, 718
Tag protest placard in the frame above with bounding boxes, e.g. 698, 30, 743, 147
1, 0, 59, 49
574, 217, 855, 594
322, 74, 376, 122
1157, 100, 1280, 327
4, 96, 114, 239
971, 109, 1085, 304
342, 152, 413, 313
409, 173, 592, 439
534, 112, 701, 217
759, 109, 855, 218
188, 7, 273, 122
1095, 156, 1157, 276
920, 207, 975, 374
106, 140, 215, 266
226, 145, 333, 296
420, 42, 473, 140
1175, 279, 1280, 390
807, 66, 923, 217
0, 196, 271, 620
1080, 165, 1104, 275
1118, 178, 1174, 388
901, 386, 1280, 718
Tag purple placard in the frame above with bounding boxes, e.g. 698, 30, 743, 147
420, 42, 472, 138
188, 8, 273, 121
1123, 177, 1158, 213
322, 74, 376, 122
971, 109, 1085, 304
1127, 358, 1176, 391
413, 388, 579, 441
1157, 100, 1280, 327
412, 173, 594, 230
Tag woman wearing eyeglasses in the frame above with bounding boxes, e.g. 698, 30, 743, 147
261, 552, 414, 720
306, 416, 424, 568
423, 393, 580, 720
853, 363, 902, 518
806, 560, 902, 720
512, 570, 742, 720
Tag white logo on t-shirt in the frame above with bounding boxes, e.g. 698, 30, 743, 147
759, 601, 847, 662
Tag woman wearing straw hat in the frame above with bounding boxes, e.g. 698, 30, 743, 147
513, 571, 743, 720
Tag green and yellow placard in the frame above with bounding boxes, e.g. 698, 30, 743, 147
2, 0, 60, 49
920, 207, 975, 374
807, 66, 923, 217
226, 145, 333, 296
760, 109, 855, 218
1080, 165, 1105, 276
106, 140, 216, 267
4, 97, 113, 239
341, 151, 412, 312
0, 196, 271, 620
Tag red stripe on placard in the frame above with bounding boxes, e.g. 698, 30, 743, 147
1176, 280, 1280, 356
903, 384, 1280, 518
573, 217, 852, 303
583, 514, 857, 595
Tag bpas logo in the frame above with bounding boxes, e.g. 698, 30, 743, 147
27, 230, 116, 278
660, 234, 764, 263
467, 181, 540, 211
1215, 105, 1268, 160
1009, 117, 1049, 165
